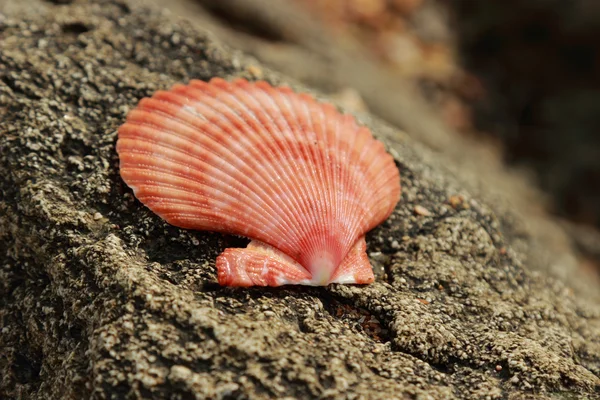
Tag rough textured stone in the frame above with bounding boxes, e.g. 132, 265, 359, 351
1, 0, 599, 399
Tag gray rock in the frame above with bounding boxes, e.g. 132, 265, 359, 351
1, 0, 599, 399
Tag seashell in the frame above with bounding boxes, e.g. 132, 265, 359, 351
116, 78, 400, 286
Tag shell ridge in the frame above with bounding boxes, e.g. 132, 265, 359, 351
294, 95, 342, 265
120, 121, 281, 196
133, 105, 207, 135
329, 116, 389, 266
313, 101, 340, 264
305, 103, 341, 265
270, 87, 326, 261
296, 92, 332, 251
341, 124, 372, 259
335, 116, 361, 251
167, 85, 308, 243
118, 123, 297, 239
255, 82, 350, 265
340, 123, 380, 241
309, 99, 334, 243
217, 82, 310, 218
342, 127, 396, 234
122, 172, 288, 235
156, 200, 290, 239
211, 81, 350, 258
307, 104, 358, 270
329, 108, 349, 260
251, 84, 317, 233
121, 157, 289, 235
227, 93, 332, 253
240, 83, 318, 259
369, 181, 401, 226
298, 96, 331, 257
298, 103, 347, 269
329, 236, 375, 284
277, 89, 340, 269
212, 82, 312, 254
123, 101, 306, 246
360, 149, 401, 225
197, 82, 309, 220
216, 244, 313, 287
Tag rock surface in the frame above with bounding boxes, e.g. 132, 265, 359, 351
1, 0, 599, 399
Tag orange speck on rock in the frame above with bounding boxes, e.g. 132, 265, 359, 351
448, 195, 464, 209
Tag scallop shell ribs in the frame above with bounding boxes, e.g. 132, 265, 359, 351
117, 78, 400, 286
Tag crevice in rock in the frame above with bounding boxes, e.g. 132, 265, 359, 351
12, 352, 42, 385
319, 291, 392, 345
61, 22, 91, 35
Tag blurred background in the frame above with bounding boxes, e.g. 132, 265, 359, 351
154, 0, 600, 234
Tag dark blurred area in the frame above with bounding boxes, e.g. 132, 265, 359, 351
452, 0, 600, 228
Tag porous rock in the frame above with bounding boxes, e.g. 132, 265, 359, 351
0, 0, 599, 399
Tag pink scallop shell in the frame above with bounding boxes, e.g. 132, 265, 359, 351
116, 78, 400, 286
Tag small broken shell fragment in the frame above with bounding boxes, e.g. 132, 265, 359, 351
414, 205, 431, 216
